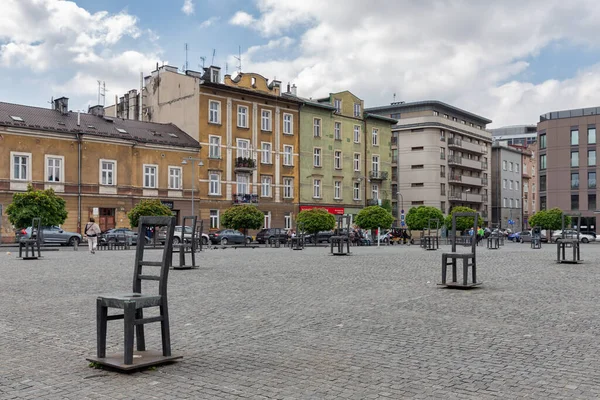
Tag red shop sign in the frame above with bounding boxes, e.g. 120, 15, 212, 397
299, 206, 345, 215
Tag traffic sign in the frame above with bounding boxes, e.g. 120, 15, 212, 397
508, 219, 514, 225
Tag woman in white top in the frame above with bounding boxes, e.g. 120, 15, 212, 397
84, 217, 102, 254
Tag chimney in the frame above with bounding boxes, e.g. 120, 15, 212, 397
88, 105, 105, 117
291, 84, 297, 96
53, 97, 69, 115
286, 82, 291, 93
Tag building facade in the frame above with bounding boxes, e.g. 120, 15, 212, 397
491, 143, 524, 231
289, 90, 395, 222
490, 125, 537, 147
537, 107, 599, 231
366, 101, 492, 225
138, 66, 302, 230
522, 142, 538, 225
0, 98, 200, 243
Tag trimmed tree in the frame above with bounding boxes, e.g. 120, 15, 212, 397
127, 199, 173, 228
405, 206, 444, 231
6, 185, 68, 229
355, 206, 394, 239
444, 206, 481, 232
221, 204, 264, 245
528, 208, 570, 238
297, 208, 336, 244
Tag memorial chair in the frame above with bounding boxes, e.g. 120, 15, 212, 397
173, 216, 197, 270
88, 216, 181, 371
330, 216, 351, 256
440, 212, 481, 288
531, 226, 542, 249
557, 214, 582, 264
19, 218, 42, 260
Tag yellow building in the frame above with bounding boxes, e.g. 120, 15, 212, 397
0, 98, 200, 243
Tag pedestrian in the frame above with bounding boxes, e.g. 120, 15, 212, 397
84, 217, 101, 254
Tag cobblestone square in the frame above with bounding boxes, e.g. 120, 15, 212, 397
1, 243, 599, 399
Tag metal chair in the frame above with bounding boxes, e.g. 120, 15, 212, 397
173, 216, 197, 269
330, 216, 351, 256
19, 218, 42, 260
440, 212, 481, 288
88, 216, 181, 371
557, 214, 582, 264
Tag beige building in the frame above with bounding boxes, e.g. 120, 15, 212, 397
366, 101, 492, 224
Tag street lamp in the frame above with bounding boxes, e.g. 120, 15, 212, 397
464, 188, 471, 203
397, 191, 404, 227
181, 157, 204, 218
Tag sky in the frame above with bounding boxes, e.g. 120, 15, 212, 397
2, 0, 600, 128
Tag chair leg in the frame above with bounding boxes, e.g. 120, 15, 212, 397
135, 308, 146, 351
191, 244, 196, 267
472, 257, 477, 284
96, 299, 107, 358
123, 301, 136, 365
463, 258, 468, 286
452, 259, 457, 283
160, 302, 172, 357
19, 243, 23, 258
441, 255, 447, 284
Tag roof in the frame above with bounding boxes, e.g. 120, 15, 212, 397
539, 106, 600, 122
365, 100, 492, 124
281, 93, 336, 110
364, 113, 398, 124
202, 81, 303, 105
0, 101, 200, 148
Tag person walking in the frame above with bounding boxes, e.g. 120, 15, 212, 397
84, 217, 101, 254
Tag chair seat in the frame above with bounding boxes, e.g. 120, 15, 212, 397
442, 252, 474, 259
98, 293, 162, 309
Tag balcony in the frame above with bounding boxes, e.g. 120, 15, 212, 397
462, 175, 485, 186
232, 193, 258, 204
448, 174, 462, 183
450, 156, 485, 171
367, 199, 380, 206
448, 155, 461, 166
369, 171, 388, 181
448, 192, 483, 203
234, 157, 256, 172
481, 211, 488, 218
447, 138, 487, 154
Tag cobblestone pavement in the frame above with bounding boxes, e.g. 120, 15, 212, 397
1, 242, 600, 399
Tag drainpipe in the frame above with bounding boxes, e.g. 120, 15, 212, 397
77, 132, 82, 234
363, 117, 368, 205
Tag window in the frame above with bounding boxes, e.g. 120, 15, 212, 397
237, 106, 248, 128
540, 154, 547, 170
283, 177, 293, 198
283, 113, 293, 135
169, 167, 182, 190
503, 198, 507, 207
509, 180, 513, 190
589, 194, 597, 211
509, 162, 513, 172
509, 198, 514, 208
540, 175, 547, 191
443, 114, 449, 119
460, 120, 466, 124
11, 152, 30, 181
372, 128, 379, 146
515, 163, 520, 173
571, 194, 579, 211
412, 165, 424, 169
143, 165, 157, 188
236, 139, 250, 159
515, 180, 519, 192
313, 148, 322, 167
283, 145, 293, 166
46, 155, 63, 182
100, 160, 116, 185
353, 103, 361, 117
524, 164, 528, 174
334, 181, 342, 199
334, 151, 342, 169
503, 179, 507, 189
433, 111, 439, 116
589, 172, 597, 189
236, 174, 249, 194
412, 146, 424, 151
516, 199, 520, 208
588, 127, 596, 144
353, 182, 361, 200
440, 129, 446, 141
588, 150, 596, 166
209, 135, 221, 159
209, 172, 220, 195
441, 201, 446, 213
334, 122, 342, 140
261, 109, 272, 131
353, 153, 361, 171
334, 99, 341, 113
261, 176, 272, 197
502, 160, 507, 170
372, 155, 380, 173
263, 212, 271, 229
371, 184, 379, 200
440, 183, 446, 194
313, 179, 321, 198
532, 183, 536, 193
440, 147, 445, 160
571, 130, 579, 146
353, 125, 361, 143
571, 173, 579, 189
539, 134, 546, 149
261, 142, 272, 164
540, 196, 547, 210
390, 113, 401, 119
313, 118, 321, 137
209, 100, 220, 124
571, 151, 579, 167
284, 213, 292, 230
209, 210, 219, 229
411, 183, 424, 187
440, 165, 446, 177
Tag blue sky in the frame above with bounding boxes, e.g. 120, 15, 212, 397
2, 0, 600, 127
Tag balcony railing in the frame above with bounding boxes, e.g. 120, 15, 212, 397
234, 157, 256, 171
369, 171, 389, 181
481, 177, 488, 185
448, 155, 461, 165
448, 192, 463, 200
448, 174, 462, 183
482, 194, 488, 202
481, 211, 488, 218
448, 137, 487, 154
232, 193, 258, 204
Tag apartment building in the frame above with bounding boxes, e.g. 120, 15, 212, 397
491, 143, 524, 231
538, 107, 599, 230
491, 125, 537, 146
0, 98, 200, 243
285, 90, 395, 221
522, 142, 537, 225
366, 101, 492, 224
135, 66, 302, 230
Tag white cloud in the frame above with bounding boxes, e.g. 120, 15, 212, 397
199, 16, 220, 28
231, 0, 600, 126
229, 11, 255, 27
181, 0, 194, 16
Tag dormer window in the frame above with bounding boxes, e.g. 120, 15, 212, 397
168, 133, 178, 138
10, 115, 23, 122
210, 67, 220, 83
116, 128, 127, 134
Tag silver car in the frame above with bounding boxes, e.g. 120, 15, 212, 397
18, 226, 82, 246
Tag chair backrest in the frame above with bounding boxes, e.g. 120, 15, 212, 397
133, 216, 176, 296
450, 212, 478, 253
562, 213, 581, 239
31, 218, 42, 244
181, 215, 198, 244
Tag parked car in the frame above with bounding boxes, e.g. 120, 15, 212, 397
17, 226, 82, 246
100, 228, 149, 245
255, 228, 288, 244
208, 229, 252, 245
551, 230, 596, 243
304, 230, 335, 244
508, 231, 521, 242
157, 225, 209, 245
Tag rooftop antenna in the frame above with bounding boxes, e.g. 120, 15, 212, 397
234, 45, 242, 73
199, 56, 206, 70
48, 96, 54, 109
184, 43, 189, 71
393, 93, 396, 102
97, 80, 107, 106
211, 49, 216, 65
225, 62, 229, 75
